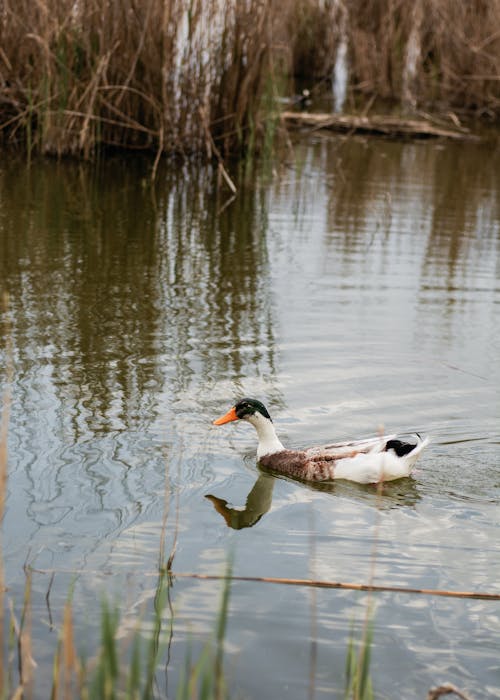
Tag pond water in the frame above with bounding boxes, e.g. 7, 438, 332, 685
1, 134, 500, 699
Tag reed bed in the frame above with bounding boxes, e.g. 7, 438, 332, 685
0, 0, 283, 162
345, 0, 500, 115
1, 0, 500, 162
287, 0, 500, 116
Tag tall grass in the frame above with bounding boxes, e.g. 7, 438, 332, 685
0, 0, 286, 160
1, 0, 499, 162
344, 615, 374, 700
346, 0, 500, 115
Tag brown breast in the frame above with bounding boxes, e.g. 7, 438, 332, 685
259, 450, 310, 479
259, 449, 344, 481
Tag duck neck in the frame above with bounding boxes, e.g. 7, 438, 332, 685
249, 413, 285, 458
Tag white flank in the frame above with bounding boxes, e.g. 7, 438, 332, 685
334, 435, 429, 484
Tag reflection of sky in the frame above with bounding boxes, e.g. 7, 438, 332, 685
264, 137, 500, 443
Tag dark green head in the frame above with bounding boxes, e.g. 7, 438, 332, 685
213, 397, 272, 425
235, 398, 272, 421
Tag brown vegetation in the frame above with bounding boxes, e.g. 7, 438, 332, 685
0, 0, 500, 160
0, 0, 281, 160
346, 0, 500, 115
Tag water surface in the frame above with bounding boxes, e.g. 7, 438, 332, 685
1, 135, 500, 698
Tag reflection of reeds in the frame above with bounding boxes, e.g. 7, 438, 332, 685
0, 294, 11, 523
0, 288, 229, 699
0, 297, 37, 699
0, 293, 14, 695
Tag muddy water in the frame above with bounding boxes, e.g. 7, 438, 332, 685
1, 135, 499, 698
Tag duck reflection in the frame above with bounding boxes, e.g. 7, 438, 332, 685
306, 474, 422, 508
206, 469, 421, 529
206, 473, 275, 529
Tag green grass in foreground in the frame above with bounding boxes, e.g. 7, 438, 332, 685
1, 565, 377, 699
48, 569, 232, 700
345, 615, 375, 700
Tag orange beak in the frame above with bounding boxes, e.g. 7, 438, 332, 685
213, 406, 239, 425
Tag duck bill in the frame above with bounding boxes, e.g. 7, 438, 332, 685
213, 406, 238, 425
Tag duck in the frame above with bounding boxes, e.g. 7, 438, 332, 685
213, 398, 428, 484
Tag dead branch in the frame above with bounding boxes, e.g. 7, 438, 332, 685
281, 112, 480, 141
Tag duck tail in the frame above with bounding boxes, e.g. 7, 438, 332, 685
385, 434, 429, 458
412, 434, 429, 456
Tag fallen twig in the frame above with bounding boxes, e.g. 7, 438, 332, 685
168, 572, 500, 600
281, 111, 480, 141
27, 566, 500, 601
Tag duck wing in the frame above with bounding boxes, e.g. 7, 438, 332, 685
305, 434, 397, 460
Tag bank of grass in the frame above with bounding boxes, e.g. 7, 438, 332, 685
1, 1, 500, 162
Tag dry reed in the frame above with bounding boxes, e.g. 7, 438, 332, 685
286, 0, 500, 117
0, 0, 285, 159
346, 0, 500, 115
1, 0, 500, 162
168, 572, 500, 601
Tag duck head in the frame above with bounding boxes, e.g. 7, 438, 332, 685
213, 398, 284, 457
213, 398, 272, 425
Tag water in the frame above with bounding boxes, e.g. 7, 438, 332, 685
1, 134, 500, 698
